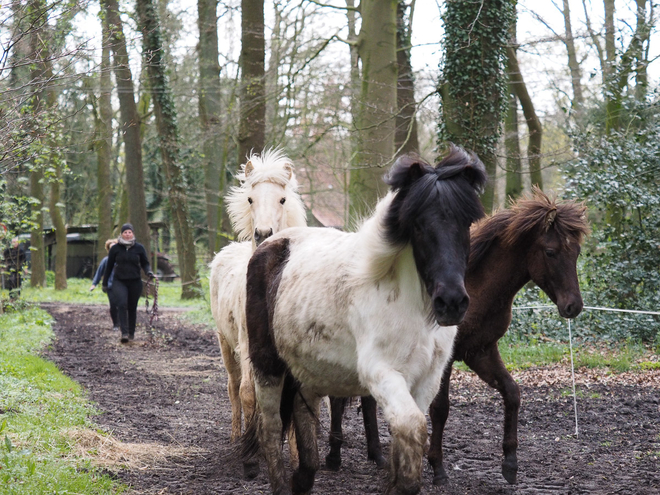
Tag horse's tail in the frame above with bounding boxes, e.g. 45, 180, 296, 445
240, 370, 300, 463
280, 371, 299, 441
240, 409, 261, 461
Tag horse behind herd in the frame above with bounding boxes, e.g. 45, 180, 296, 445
209, 146, 588, 494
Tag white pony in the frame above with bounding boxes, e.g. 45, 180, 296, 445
209, 149, 306, 475
244, 149, 487, 494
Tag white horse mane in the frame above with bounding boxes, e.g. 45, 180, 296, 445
226, 148, 307, 242
352, 192, 406, 283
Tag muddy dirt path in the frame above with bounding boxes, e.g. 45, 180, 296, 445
42, 303, 660, 494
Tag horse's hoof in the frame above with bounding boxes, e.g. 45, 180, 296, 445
502, 458, 518, 484
243, 460, 260, 480
432, 467, 449, 486
291, 467, 315, 495
325, 453, 341, 471
370, 452, 387, 469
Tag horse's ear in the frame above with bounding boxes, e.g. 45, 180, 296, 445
284, 162, 293, 180
245, 160, 254, 176
385, 154, 430, 190
545, 208, 557, 230
461, 152, 487, 192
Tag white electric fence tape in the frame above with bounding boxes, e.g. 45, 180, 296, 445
511, 304, 660, 439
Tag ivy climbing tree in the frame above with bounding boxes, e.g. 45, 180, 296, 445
438, 0, 515, 213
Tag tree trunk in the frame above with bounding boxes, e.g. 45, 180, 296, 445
439, 0, 514, 214
102, 0, 151, 259
395, 0, 419, 155
504, 91, 522, 201
603, 0, 619, 131
238, 0, 266, 162
507, 46, 543, 190
349, 0, 398, 223
94, 9, 114, 264
50, 163, 67, 289
634, 0, 650, 101
197, 0, 224, 257
137, 0, 201, 299
27, 0, 47, 288
561, 0, 584, 116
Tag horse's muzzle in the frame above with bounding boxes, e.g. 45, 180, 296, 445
433, 290, 470, 326
254, 228, 274, 246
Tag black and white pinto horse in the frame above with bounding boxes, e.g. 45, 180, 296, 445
244, 147, 487, 494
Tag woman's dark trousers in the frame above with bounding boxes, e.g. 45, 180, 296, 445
111, 278, 143, 339
106, 291, 119, 327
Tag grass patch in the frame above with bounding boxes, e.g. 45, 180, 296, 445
0, 305, 123, 494
18, 276, 211, 309
453, 334, 655, 373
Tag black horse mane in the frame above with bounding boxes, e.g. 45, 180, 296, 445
383, 145, 488, 245
469, 187, 590, 271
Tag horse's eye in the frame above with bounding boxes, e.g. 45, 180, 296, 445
248, 197, 253, 205
545, 249, 556, 258
280, 197, 286, 205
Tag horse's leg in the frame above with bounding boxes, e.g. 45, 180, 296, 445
464, 345, 520, 484
219, 335, 242, 442
367, 372, 427, 495
325, 397, 345, 471
361, 395, 386, 468
427, 362, 453, 485
238, 349, 259, 479
255, 375, 291, 495
291, 391, 320, 495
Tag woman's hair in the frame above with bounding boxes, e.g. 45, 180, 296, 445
104, 239, 117, 252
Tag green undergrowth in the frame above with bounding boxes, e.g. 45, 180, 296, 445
0, 305, 122, 494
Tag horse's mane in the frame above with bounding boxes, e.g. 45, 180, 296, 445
469, 187, 590, 271
354, 146, 487, 282
226, 148, 307, 242
383, 145, 487, 246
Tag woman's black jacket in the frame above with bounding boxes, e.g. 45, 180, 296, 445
103, 241, 151, 288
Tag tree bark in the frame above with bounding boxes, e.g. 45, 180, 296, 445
94, 9, 114, 264
102, 0, 151, 259
395, 0, 419, 155
507, 46, 542, 190
49, 162, 67, 290
238, 0, 266, 162
504, 90, 522, 201
197, 0, 224, 256
137, 0, 201, 299
27, 0, 47, 288
348, 0, 398, 223
634, 0, 650, 101
561, 0, 584, 117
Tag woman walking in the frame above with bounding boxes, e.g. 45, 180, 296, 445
103, 223, 154, 343
90, 239, 119, 331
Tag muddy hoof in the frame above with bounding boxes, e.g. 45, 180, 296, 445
432, 466, 449, 486
243, 460, 259, 480
502, 457, 518, 484
325, 452, 341, 471
370, 452, 387, 469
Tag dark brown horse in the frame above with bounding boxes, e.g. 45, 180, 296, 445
326, 188, 589, 485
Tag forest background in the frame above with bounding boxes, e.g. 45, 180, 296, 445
1, 0, 659, 343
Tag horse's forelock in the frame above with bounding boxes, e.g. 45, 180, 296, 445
226, 149, 304, 241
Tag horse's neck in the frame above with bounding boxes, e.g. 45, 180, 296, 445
353, 194, 406, 283
467, 241, 531, 312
